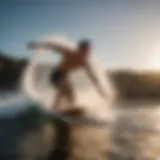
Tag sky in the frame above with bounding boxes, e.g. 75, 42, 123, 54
0, 0, 160, 70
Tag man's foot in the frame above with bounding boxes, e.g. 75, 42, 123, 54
60, 107, 84, 117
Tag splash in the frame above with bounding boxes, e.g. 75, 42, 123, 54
21, 36, 116, 120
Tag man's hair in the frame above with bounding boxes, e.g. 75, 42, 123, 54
78, 39, 91, 49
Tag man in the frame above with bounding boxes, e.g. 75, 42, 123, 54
28, 39, 106, 112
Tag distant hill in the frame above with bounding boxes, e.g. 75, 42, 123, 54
0, 52, 27, 90
110, 70, 160, 100
0, 52, 160, 100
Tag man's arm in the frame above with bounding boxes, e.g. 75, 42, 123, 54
28, 41, 72, 56
84, 62, 106, 98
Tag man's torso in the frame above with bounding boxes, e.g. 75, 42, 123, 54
59, 52, 86, 74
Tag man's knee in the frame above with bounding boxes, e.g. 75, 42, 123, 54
65, 86, 74, 101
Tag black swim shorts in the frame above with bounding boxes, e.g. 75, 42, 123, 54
50, 68, 63, 87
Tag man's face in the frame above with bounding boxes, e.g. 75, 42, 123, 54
79, 45, 91, 56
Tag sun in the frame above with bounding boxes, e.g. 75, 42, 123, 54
150, 47, 160, 70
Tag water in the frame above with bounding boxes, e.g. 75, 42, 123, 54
111, 102, 160, 160
0, 95, 160, 160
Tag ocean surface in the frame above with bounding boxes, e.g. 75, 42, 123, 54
0, 93, 160, 160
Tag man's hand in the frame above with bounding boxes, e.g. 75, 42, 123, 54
27, 40, 71, 56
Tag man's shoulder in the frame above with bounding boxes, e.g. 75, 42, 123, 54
66, 50, 78, 56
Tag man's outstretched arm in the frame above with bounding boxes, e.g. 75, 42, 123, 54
28, 41, 72, 56
84, 62, 106, 98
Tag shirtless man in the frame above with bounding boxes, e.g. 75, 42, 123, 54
28, 39, 106, 112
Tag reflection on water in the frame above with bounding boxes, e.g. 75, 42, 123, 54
0, 99, 160, 160
111, 101, 160, 160
116, 101, 160, 131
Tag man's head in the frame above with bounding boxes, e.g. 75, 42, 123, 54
78, 39, 91, 55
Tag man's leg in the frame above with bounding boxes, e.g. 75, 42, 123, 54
52, 77, 73, 110
63, 79, 75, 106
53, 77, 84, 115
52, 88, 63, 110
61, 79, 85, 115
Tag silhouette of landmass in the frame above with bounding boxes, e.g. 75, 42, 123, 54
110, 70, 160, 100
0, 52, 27, 90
